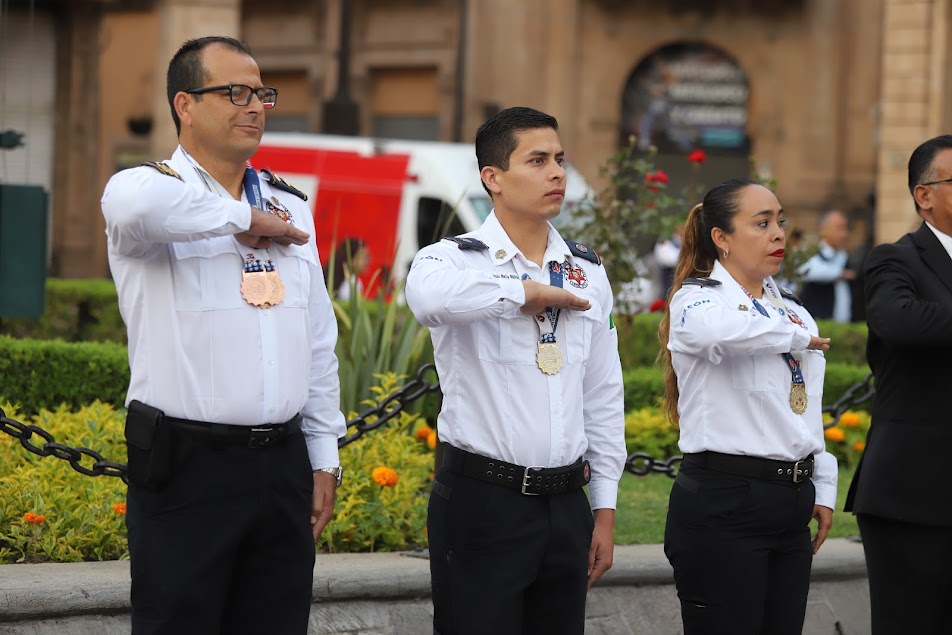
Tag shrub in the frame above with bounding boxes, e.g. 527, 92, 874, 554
0, 336, 129, 416
822, 410, 870, 470
625, 407, 680, 457
0, 279, 125, 343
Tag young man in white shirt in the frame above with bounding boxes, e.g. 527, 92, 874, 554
406, 107, 626, 635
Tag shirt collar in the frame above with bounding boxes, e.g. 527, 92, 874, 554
475, 210, 572, 267
925, 221, 952, 260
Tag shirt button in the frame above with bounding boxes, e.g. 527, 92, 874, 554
263, 309, 271, 316
268, 360, 275, 366
269, 407, 275, 413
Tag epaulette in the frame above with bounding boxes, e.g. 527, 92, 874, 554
682, 277, 721, 287
442, 235, 488, 250
259, 168, 307, 201
565, 240, 601, 265
141, 161, 183, 181
779, 287, 803, 305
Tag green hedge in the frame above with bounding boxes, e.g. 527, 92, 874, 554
622, 362, 872, 412
615, 313, 869, 368
0, 279, 125, 344
0, 336, 129, 415
1, 334, 872, 418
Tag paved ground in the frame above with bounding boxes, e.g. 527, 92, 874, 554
0, 538, 870, 634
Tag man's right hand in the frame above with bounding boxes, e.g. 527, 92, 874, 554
521, 280, 591, 315
235, 208, 311, 249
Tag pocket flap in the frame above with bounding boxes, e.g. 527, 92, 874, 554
171, 236, 237, 261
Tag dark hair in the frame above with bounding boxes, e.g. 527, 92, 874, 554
324, 238, 366, 290
658, 177, 761, 426
908, 135, 952, 212
474, 107, 559, 196
167, 36, 254, 136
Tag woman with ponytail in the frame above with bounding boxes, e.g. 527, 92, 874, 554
659, 178, 837, 634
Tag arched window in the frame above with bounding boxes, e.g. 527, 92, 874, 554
621, 42, 751, 188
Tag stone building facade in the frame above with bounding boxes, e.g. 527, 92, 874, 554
2, 0, 948, 277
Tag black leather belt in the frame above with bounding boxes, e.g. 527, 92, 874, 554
165, 413, 302, 449
684, 451, 814, 484
440, 444, 590, 495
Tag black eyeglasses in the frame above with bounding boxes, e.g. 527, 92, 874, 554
920, 178, 952, 187
185, 84, 278, 109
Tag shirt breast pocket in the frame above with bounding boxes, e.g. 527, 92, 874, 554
477, 311, 538, 365
730, 355, 770, 392
562, 300, 600, 365
272, 245, 315, 308
170, 238, 244, 311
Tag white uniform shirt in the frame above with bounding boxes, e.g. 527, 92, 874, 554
101, 146, 346, 470
405, 212, 626, 510
667, 260, 838, 509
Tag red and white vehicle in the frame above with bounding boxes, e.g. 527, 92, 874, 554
252, 133, 593, 296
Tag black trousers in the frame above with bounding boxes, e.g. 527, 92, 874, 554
664, 461, 816, 635
126, 426, 315, 635
857, 513, 952, 634
427, 465, 595, 635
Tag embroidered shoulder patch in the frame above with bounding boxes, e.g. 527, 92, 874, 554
141, 161, 183, 181
564, 240, 601, 265
779, 287, 803, 306
442, 236, 488, 251
259, 168, 307, 201
682, 277, 721, 287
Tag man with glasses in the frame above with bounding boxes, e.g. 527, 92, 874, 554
101, 36, 345, 634
845, 134, 952, 633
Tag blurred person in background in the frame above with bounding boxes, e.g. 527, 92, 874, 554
660, 178, 836, 635
325, 237, 370, 300
799, 210, 854, 322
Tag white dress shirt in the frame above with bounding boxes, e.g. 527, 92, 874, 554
101, 146, 346, 470
405, 212, 626, 510
925, 221, 952, 259
667, 261, 838, 509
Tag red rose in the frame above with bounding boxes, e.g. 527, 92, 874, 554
649, 298, 666, 312
688, 149, 706, 164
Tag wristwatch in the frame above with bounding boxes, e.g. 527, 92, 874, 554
315, 466, 343, 488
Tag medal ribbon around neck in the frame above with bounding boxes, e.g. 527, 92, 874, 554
741, 282, 808, 414
534, 261, 565, 374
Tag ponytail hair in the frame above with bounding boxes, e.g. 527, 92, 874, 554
657, 178, 759, 426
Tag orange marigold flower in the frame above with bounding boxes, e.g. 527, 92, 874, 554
372, 466, 399, 487
426, 430, 438, 450
824, 427, 846, 443
112, 502, 127, 515
415, 425, 434, 441
853, 441, 866, 452
23, 512, 45, 525
839, 411, 861, 428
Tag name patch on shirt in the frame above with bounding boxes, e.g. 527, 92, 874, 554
679, 299, 711, 327
492, 273, 521, 279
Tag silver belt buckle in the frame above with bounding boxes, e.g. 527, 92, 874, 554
792, 460, 809, 483
248, 426, 278, 449
521, 466, 544, 495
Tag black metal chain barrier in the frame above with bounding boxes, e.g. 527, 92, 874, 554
624, 372, 877, 479
821, 371, 875, 428
0, 364, 444, 483
1, 365, 876, 483
337, 363, 441, 448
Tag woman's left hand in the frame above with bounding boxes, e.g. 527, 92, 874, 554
811, 505, 834, 554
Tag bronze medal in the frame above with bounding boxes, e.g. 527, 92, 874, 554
537, 342, 564, 375
265, 270, 285, 306
790, 382, 808, 414
241, 271, 271, 307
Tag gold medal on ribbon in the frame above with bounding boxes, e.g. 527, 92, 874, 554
537, 342, 564, 375
265, 270, 285, 306
790, 382, 808, 414
241, 271, 271, 307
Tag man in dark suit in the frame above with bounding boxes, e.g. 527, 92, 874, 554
845, 134, 952, 633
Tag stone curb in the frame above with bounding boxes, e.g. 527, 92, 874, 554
0, 538, 866, 621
